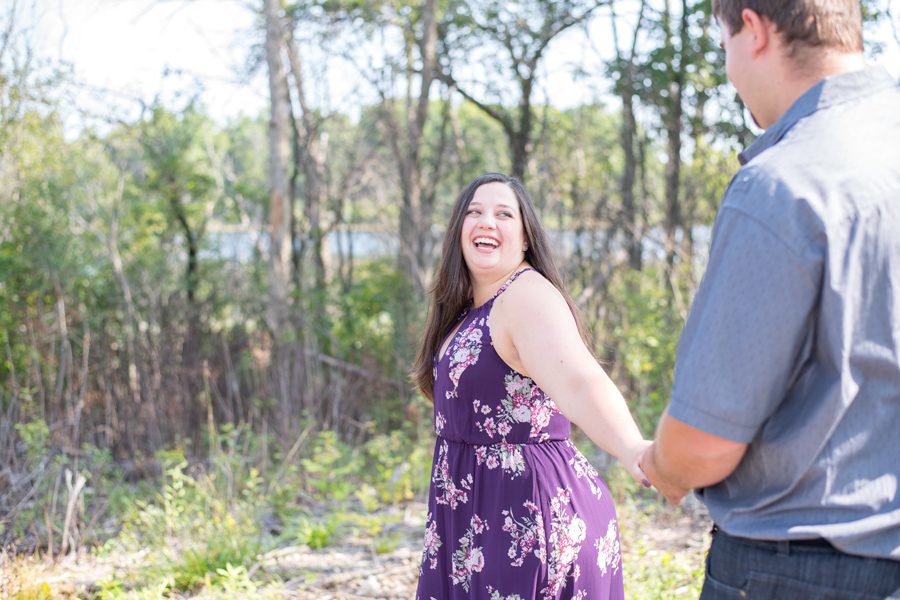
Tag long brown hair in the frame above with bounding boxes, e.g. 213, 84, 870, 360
411, 172, 585, 400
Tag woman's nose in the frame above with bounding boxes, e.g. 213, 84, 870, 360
477, 214, 496, 229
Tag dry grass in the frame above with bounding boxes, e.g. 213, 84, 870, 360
1, 496, 711, 600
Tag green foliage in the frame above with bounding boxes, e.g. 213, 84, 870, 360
624, 539, 705, 599
10, 582, 54, 600
6, 418, 135, 550
300, 431, 362, 503
611, 269, 682, 434
86, 424, 432, 594
97, 436, 268, 595
13, 419, 49, 468
8, 1, 894, 595
169, 531, 260, 591
299, 428, 432, 506
359, 430, 432, 504
616, 493, 708, 600
447, 101, 510, 187
332, 259, 405, 365
213, 563, 259, 595
95, 577, 173, 600
117, 436, 264, 550
287, 512, 340, 549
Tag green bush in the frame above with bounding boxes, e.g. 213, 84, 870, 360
98, 443, 267, 595
8, 419, 135, 549
287, 512, 340, 550
169, 531, 260, 591
13, 420, 49, 469
610, 269, 681, 433
359, 430, 432, 504
300, 430, 363, 503
624, 540, 704, 599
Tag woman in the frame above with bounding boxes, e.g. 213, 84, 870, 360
412, 173, 649, 599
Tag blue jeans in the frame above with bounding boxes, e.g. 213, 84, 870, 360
700, 526, 900, 599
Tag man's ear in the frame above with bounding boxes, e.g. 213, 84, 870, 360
740, 8, 773, 58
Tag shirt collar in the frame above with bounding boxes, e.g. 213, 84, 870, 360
739, 65, 897, 165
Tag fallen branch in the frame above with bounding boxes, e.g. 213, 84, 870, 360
303, 349, 407, 390
59, 468, 86, 558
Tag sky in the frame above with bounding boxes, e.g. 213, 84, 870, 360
31, 0, 266, 127
24, 0, 900, 132
28, 0, 616, 130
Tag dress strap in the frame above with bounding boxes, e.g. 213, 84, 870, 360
486, 267, 535, 305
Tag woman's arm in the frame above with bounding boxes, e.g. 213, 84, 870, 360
490, 272, 649, 481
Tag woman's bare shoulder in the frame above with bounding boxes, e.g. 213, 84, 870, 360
494, 269, 568, 320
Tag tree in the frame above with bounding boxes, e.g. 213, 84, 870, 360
440, 0, 606, 181
264, 0, 299, 436
635, 0, 723, 298
313, 0, 454, 397
138, 106, 217, 309
608, 0, 648, 271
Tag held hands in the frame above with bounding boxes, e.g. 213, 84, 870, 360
618, 439, 690, 505
639, 442, 690, 505
620, 439, 653, 489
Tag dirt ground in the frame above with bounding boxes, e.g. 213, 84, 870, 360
3, 497, 712, 599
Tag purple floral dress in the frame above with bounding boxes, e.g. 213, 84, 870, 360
416, 269, 624, 600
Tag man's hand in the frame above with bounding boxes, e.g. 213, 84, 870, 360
642, 409, 748, 505
639, 442, 689, 505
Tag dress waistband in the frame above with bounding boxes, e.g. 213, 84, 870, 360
436, 433, 569, 446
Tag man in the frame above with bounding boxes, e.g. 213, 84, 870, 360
639, 1, 900, 598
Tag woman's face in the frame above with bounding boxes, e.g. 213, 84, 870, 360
459, 181, 527, 281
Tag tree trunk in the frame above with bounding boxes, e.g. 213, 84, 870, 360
285, 32, 329, 349
511, 78, 532, 182
397, 0, 438, 297
264, 0, 295, 436
663, 0, 686, 293
388, 0, 440, 377
611, 0, 647, 271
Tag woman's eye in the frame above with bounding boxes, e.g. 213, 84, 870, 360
499, 212, 513, 218
465, 209, 480, 216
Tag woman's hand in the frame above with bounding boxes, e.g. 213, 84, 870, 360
621, 439, 653, 488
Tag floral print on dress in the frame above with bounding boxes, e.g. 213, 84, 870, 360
475, 441, 526, 478
450, 515, 488, 592
566, 440, 604, 500
502, 499, 547, 567
486, 587, 526, 600
417, 267, 624, 599
498, 372, 559, 442
473, 398, 517, 440
433, 440, 472, 509
541, 487, 587, 600
594, 518, 621, 577
420, 512, 442, 572
447, 319, 483, 394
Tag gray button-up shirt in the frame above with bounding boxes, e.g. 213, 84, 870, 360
668, 65, 900, 560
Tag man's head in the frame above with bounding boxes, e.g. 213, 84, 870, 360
713, 1, 863, 57
713, 1, 864, 128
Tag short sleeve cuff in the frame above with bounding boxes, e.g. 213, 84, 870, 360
668, 398, 759, 444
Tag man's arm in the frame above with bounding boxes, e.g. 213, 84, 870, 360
640, 202, 820, 504
641, 409, 748, 505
